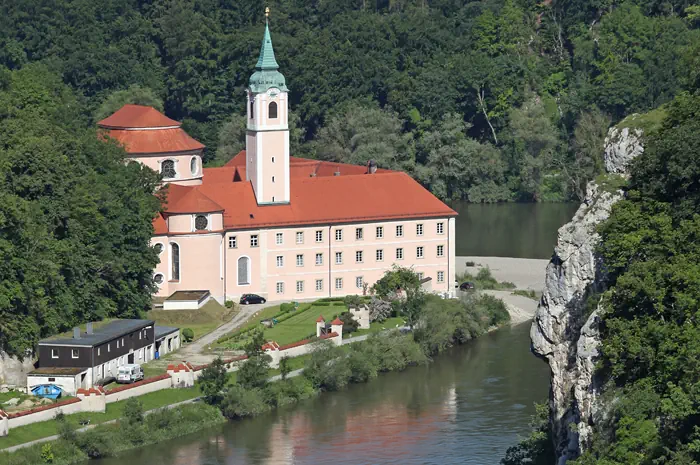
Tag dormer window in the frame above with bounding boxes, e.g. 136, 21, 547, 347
269, 101, 278, 119
161, 160, 176, 179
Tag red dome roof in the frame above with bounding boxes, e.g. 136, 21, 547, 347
98, 104, 181, 129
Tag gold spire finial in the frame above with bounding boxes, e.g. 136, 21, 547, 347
265, 7, 270, 18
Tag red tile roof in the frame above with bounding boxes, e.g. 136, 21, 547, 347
331, 317, 344, 325
153, 158, 456, 234
98, 104, 181, 129
316, 315, 325, 323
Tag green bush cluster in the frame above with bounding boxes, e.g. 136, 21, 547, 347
456, 267, 516, 290
181, 328, 194, 342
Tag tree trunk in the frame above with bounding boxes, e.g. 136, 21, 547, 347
477, 87, 499, 145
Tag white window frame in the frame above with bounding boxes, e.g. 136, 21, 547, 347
417, 224, 424, 236
335, 277, 343, 290
376, 226, 384, 239
276, 282, 284, 294
296, 254, 304, 267
376, 249, 384, 262
396, 225, 403, 237
276, 255, 284, 267
315, 253, 323, 266
437, 245, 444, 257
335, 229, 343, 241
51, 349, 58, 359
276, 233, 283, 245
250, 235, 259, 247
356, 250, 363, 263
355, 228, 363, 240
296, 280, 304, 293
228, 236, 237, 248
189, 155, 200, 177
437, 222, 445, 234
417, 272, 424, 280
296, 231, 304, 244
437, 271, 445, 283
71, 349, 79, 359
356, 276, 364, 289
315, 279, 323, 291
396, 248, 404, 260
315, 230, 323, 242
417, 246, 424, 259
335, 252, 343, 265
159, 158, 178, 180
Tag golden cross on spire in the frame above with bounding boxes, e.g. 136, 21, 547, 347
265, 7, 270, 18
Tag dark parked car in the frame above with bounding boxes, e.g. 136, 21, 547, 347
240, 294, 266, 305
459, 282, 476, 291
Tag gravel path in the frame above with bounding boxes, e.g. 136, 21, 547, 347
456, 256, 549, 291
483, 290, 539, 325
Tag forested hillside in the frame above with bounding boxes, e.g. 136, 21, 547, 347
2, 0, 698, 202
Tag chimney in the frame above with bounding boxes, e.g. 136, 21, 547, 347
73, 327, 81, 339
367, 159, 377, 174
86, 322, 93, 335
333, 169, 340, 176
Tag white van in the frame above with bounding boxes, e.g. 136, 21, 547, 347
117, 364, 144, 384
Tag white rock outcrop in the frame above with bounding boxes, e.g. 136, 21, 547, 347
0, 351, 36, 390
530, 125, 644, 463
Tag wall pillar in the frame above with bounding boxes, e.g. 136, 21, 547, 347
167, 363, 195, 388
0, 410, 8, 437
76, 387, 106, 413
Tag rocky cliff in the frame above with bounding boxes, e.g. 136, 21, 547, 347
530, 125, 644, 464
0, 352, 36, 389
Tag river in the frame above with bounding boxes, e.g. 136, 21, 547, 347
98, 322, 549, 465
451, 202, 578, 259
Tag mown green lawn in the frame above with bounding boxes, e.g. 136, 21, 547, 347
0, 386, 201, 449
264, 303, 346, 346
344, 317, 405, 339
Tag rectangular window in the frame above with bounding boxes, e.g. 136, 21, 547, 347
71, 349, 79, 359
315, 279, 323, 291
250, 235, 259, 247
335, 278, 343, 290
376, 249, 384, 261
437, 271, 445, 283
296, 254, 304, 266
276, 255, 284, 267
396, 225, 403, 237
315, 230, 323, 242
417, 246, 424, 259
335, 229, 343, 241
355, 228, 363, 240
335, 252, 343, 265
296, 281, 304, 293
416, 224, 424, 236
356, 250, 363, 263
437, 222, 445, 234
296, 232, 304, 244
376, 226, 384, 239
51, 349, 58, 359
97, 347, 101, 356
108, 343, 111, 353
139, 332, 142, 340
396, 248, 404, 260
356, 276, 364, 289
139, 349, 143, 360
437, 245, 444, 257
417, 272, 424, 280
272, 176, 275, 183
122, 338, 124, 346
228, 236, 237, 248
116, 340, 120, 349
315, 253, 323, 265
276, 282, 284, 294
276, 233, 283, 245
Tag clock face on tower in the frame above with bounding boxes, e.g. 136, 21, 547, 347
266, 88, 280, 97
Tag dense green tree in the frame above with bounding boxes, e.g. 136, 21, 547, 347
94, 85, 164, 122
198, 357, 228, 405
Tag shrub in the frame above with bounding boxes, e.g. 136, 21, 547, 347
182, 328, 194, 342
237, 354, 272, 390
313, 301, 331, 306
40, 443, 54, 463
343, 294, 363, 308
225, 299, 235, 308
303, 341, 351, 391
279, 356, 291, 380
199, 357, 228, 405
339, 312, 359, 334
122, 398, 144, 425
512, 289, 538, 300
369, 297, 392, 322
221, 385, 270, 419
476, 294, 511, 327
76, 429, 115, 458
465, 261, 476, 267
146, 407, 175, 430
280, 302, 295, 313
347, 350, 378, 383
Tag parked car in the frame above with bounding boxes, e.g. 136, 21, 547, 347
117, 364, 144, 384
240, 293, 266, 305
459, 282, 476, 291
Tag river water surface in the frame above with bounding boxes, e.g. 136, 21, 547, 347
98, 323, 548, 465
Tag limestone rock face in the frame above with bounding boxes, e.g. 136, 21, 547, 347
531, 125, 644, 463
603, 126, 644, 175
0, 352, 36, 389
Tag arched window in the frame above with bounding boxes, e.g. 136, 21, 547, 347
268, 101, 278, 119
171, 243, 180, 281
161, 160, 176, 179
250, 101, 254, 119
190, 156, 199, 176
238, 256, 250, 285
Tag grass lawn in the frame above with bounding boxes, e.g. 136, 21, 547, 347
263, 303, 345, 346
0, 386, 201, 449
148, 300, 236, 341
344, 317, 405, 339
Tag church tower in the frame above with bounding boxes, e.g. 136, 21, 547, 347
246, 10, 290, 205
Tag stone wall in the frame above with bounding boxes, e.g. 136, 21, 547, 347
0, 352, 36, 389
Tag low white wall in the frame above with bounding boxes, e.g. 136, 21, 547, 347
26, 375, 79, 396
7, 400, 83, 428
105, 377, 173, 404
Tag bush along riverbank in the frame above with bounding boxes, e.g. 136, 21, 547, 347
200, 285, 511, 421
0, 400, 225, 465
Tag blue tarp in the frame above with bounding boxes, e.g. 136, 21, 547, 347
31, 384, 63, 400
